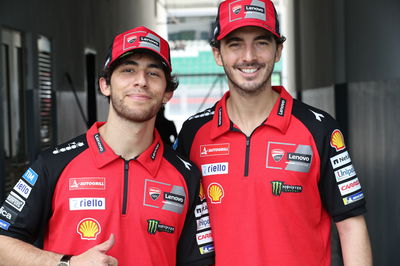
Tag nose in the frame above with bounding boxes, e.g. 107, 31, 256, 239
242, 44, 257, 62
134, 71, 147, 88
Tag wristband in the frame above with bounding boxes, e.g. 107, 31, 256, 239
57, 254, 72, 266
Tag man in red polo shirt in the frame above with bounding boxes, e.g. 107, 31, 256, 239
174, 0, 372, 265
0, 26, 214, 266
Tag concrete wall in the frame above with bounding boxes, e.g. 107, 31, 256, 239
295, 0, 400, 265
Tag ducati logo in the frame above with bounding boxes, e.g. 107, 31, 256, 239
149, 187, 161, 200
232, 5, 242, 14
271, 149, 285, 162
127, 36, 137, 43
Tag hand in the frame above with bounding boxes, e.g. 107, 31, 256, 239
69, 234, 118, 265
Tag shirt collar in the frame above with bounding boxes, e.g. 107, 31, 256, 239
135, 129, 164, 178
87, 122, 164, 177
210, 86, 293, 139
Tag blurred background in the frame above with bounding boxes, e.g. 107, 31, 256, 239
0, 0, 399, 265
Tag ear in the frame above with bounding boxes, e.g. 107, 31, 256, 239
212, 47, 223, 66
99, 77, 111, 97
162, 91, 174, 104
275, 43, 283, 63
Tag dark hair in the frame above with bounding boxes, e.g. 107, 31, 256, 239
98, 51, 179, 99
210, 32, 285, 49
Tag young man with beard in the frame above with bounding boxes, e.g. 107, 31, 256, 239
174, 0, 372, 265
0, 26, 214, 266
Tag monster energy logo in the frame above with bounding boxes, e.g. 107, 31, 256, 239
271, 181, 303, 196
147, 219, 175, 234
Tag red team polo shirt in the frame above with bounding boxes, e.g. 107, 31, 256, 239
175, 86, 366, 266
0, 122, 214, 266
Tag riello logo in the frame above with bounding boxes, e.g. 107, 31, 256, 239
201, 163, 228, 176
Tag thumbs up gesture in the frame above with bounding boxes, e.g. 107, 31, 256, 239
69, 234, 118, 265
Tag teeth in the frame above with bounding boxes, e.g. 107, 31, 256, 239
240, 68, 257, 73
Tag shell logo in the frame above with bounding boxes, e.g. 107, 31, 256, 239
77, 218, 101, 240
330, 129, 346, 151
208, 183, 224, 204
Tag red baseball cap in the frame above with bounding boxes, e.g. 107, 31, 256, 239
212, 0, 285, 43
103, 26, 172, 72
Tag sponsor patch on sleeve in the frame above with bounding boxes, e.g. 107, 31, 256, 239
334, 164, 357, 182
196, 230, 213, 245
0, 219, 11, 230
22, 168, 38, 186
13, 180, 32, 199
196, 216, 211, 231
330, 151, 351, 169
343, 191, 364, 205
199, 243, 215, 254
0, 205, 18, 223
330, 129, 346, 151
338, 178, 361, 196
6, 191, 26, 212
195, 202, 209, 218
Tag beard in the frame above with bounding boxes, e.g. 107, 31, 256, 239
109, 88, 163, 123
222, 59, 276, 96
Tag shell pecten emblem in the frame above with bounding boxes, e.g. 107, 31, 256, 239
330, 129, 346, 152
208, 182, 224, 204
77, 218, 101, 240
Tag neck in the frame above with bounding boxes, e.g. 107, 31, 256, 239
226, 86, 279, 136
98, 115, 155, 160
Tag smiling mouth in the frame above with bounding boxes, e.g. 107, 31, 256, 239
239, 68, 258, 74
126, 94, 151, 100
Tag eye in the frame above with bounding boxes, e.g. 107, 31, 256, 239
228, 42, 240, 48
257, 40, 270, 46
148, 71, 159, 77
147, 68, 164, 78
121, 67, 135, 73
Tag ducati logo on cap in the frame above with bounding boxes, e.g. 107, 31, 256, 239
232, 5, 242, 14
127, 36, 137, 44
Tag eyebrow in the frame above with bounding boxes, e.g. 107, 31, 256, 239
121, 59, 163, 70
225, 34, 274, 44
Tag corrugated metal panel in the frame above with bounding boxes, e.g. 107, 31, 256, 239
37, 37, 55, 150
